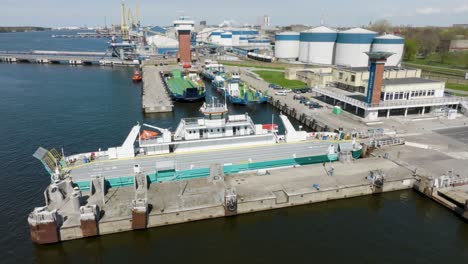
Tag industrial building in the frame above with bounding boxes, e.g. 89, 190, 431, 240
275, 27, 405, 68
286, 65, 422, 93
173, 16, 194, 63
207, 29, 261, 47
310, 52, 462, 121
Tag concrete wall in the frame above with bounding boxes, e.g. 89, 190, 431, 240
56, 178, 414, 242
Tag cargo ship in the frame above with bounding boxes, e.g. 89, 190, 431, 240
162, 69, 205, 102
220, 72, 268, 105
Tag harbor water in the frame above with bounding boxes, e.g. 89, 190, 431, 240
0, 31, 467, 263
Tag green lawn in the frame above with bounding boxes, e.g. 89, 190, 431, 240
220, 61, 287, 70
253, 70, 306, 88
446, 83, 468, 92
403, 61, 466, 77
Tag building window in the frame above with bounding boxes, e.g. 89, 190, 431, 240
351, 75, 356, 82
339, 72, 344, 79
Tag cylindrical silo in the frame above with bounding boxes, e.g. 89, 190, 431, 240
299, 26, 337, 65
210, 30, 223, 44
371, 34, 405, 67
275, 32, 300, 59
221, 32, 232, 46
334, 28, 378, 67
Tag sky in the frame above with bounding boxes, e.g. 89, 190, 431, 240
0, 0, 467, 27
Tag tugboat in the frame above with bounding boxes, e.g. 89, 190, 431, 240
132, 69, 142, 82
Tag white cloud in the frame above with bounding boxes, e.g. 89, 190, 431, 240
416, 7, 442, 15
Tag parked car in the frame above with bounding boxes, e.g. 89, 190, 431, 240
293, 95, 304, 100
282, 89, 292, 93
269, 83, 283, 90
275, 91, 288, 96
309, 102, 322, 109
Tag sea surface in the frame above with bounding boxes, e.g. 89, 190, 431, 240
0, 31, 467, 263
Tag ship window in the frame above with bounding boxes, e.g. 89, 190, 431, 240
222, 128, 225, 132
210, 129, 213, 132
217, 129, 220, 132
245, 126, 248, 129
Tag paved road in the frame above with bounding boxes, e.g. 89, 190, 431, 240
69, 140, 337, 181
435, 126, 468, 145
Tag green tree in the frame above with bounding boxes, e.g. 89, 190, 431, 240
369, 19, 392, 34
404, 39, 418, 61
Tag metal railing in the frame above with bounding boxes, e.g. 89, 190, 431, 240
313, 87, 465, 110
313, 87, 369, 108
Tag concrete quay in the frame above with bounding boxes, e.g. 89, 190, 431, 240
28, 157, 415, 244
0, 51, 138, 66
142, 65, 173, 113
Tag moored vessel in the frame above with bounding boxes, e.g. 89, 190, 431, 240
221, 72, 268, 105
162, 69, 205, 102
132, 69, 142, 82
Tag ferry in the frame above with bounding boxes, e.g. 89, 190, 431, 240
221, 72, 268, 105
33, 101, 362, 189
162, 69, 206, 102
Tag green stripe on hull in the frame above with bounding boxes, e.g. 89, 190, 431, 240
74, 153, 345, 190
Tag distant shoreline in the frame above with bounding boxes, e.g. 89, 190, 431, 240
0, 27, 52, 33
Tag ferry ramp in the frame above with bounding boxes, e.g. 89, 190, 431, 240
67, 140, 338, 184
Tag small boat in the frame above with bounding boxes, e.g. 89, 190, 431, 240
132, 69, 142, 82
201, 62, 225, 81
221, 72, 268, 105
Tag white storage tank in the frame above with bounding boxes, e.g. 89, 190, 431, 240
210, 30, 223, 44
275, 32, 300, 59
299, 26, 337, 65
371, 34, 405, 66
334, 28, 377, 67
221, 32, 232, 46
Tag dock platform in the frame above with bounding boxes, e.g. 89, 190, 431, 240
28, 157, 415, 244
142, 66, 173, 113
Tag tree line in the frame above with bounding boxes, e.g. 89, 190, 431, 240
368, 19, 468, 68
